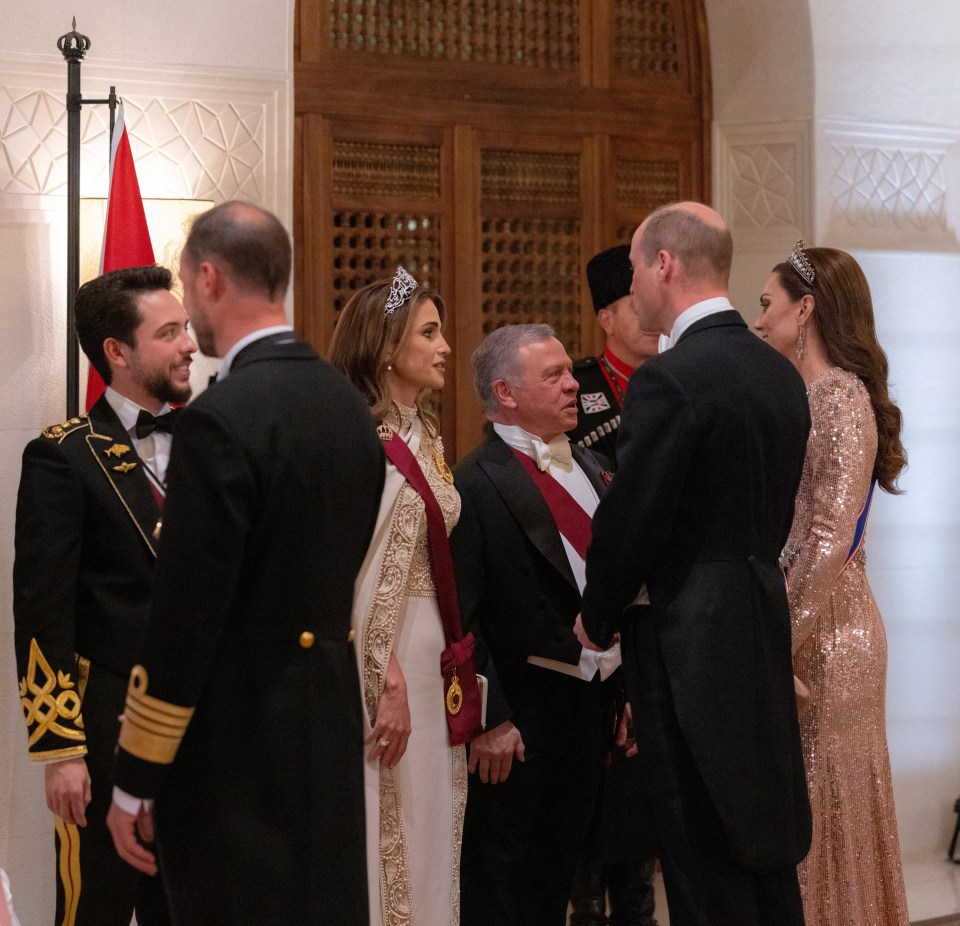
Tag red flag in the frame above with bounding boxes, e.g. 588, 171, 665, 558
85, 102, 155, 410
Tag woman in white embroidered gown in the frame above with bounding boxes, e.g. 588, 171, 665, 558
330, 267, 466, 926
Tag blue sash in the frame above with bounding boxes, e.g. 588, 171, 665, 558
841, 479, 876, 573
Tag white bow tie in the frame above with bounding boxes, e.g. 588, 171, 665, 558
533, 436, 573, 473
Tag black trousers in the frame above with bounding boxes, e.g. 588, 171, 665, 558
55, 663, 169, 926
625, 627, 805, 926
460, 671, 605, 926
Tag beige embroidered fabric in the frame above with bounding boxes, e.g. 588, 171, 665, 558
782, 368, 908, 926
352, 406, 466, 926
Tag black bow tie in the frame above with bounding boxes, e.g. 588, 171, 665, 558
135, 408, 181, 440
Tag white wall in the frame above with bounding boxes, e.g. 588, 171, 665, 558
809, 0, 960, 872
0, 3, 293, 922
707, 0, 960, 917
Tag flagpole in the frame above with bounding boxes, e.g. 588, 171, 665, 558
57, 20, 117, 418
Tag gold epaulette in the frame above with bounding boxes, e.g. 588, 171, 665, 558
118, 666, 195, 765
41, 416, 88, 441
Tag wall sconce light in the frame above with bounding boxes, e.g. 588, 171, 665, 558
79, 198, 214, 290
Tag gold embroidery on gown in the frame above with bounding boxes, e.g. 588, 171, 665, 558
782, 368, 908, 926
360, 405, 466, 926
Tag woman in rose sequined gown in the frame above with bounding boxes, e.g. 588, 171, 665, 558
331, 270, 466, 926
755, 244, 909, 926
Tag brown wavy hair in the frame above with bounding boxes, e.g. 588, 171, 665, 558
774, 248, 906, 493
328, 276, 446, 435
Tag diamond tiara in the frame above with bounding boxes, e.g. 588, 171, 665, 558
384, 266, 418, 316
787, 239, 815, 286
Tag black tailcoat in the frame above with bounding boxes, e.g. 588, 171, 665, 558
452, 434, 610, 926
14, 394, 168, 924
581, 311, 812, 921
112, 335, 384, 925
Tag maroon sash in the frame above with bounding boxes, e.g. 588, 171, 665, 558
381, 430, 483, 746
511, 448, 593, 558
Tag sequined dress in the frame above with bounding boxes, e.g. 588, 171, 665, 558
781, 368, 908, 926
352, 405, 467, 926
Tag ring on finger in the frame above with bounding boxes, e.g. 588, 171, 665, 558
378, 738, 390, 748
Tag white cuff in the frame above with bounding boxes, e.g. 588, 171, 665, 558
111, 787, 153, 815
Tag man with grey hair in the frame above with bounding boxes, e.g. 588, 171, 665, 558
579, 202, 811, 925
452, 323, 619, 926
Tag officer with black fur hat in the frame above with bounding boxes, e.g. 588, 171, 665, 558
568, 244, 660, 462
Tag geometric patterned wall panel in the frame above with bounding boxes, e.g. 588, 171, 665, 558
825, 121, 956, 232
0, 89, 66, 194
331, 211, 441, 317
821, 119, 959, 248
614, 0, 682, 76
714, 121, 810, 248
0, 86, 265, 202
832, 146, 944, 230
728, 143, 798, 230
327, 0, 580, 70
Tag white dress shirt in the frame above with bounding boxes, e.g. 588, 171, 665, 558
661, 296, 733, 351
104, 387, 174, 493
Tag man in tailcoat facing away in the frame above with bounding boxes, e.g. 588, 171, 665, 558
106, 201, 384, 925
579, 202, 812, 926
14, 265, 195, 926
452, 324, 620, 926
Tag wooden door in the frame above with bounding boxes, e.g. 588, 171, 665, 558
295, 0, 710, 458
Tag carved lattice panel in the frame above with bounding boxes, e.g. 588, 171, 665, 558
482, 149, 579, 205
327, 0, 579, 70
480, 217, 581, 356
614, 0, 682, 76
615, 158, 680, 232
332, 140, 441, 197
331, 212, 441, 316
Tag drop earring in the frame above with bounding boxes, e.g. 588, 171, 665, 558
795, 324, 804, 362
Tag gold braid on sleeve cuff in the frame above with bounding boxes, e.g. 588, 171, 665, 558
19, 638, 88, 760
118, 665, 195, 765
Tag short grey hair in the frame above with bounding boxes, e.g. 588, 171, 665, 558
472, 323, 556, 416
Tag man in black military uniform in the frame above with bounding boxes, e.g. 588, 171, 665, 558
569, 244, 660, 926
568, 244, 661, 462
13, 264, 196, 925
107, 202, 384, 926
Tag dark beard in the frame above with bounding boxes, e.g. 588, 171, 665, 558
143, 369, 193, 406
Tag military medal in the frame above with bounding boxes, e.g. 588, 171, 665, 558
104, 443, 130, 458
112, 461, 137, 474
445, 669, 463, 715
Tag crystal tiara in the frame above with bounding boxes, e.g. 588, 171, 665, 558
787, 239, 815, 286
384, 265, 418, 316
